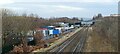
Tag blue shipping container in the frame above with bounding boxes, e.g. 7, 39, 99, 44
53, 29, 59, 34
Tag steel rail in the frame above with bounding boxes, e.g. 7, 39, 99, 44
57, 27, 87, 52
49, 28, 84, 52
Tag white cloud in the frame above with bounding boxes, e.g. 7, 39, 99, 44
78, 0, 119, 2
0, 0, 14, 5
1, 4, 84, 13
35, 5, 84, 12
0, 0, 119, 6
54, 5, 84, 12
0, 0, 117, 17
14, 0, 119, 2
2, 7, 27, 10
1, 6, 28, 12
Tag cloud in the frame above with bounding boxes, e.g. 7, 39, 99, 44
1, 4, 85, 14
73, 0, 119, 2
51, 5, 84, 12
0, 0, 14, 5
41, 5, 84, 13
13, 0, 119, 2
0, 0, 118, 17
3, 7, 27, 10
0, 0, 119, 6
2, 0, 118, 3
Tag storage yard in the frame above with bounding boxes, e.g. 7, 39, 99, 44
33, 27, 83, 52
1, 5, 118, 53
2, 17, 93, 53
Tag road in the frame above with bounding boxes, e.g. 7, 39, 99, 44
48, 27, 89, 53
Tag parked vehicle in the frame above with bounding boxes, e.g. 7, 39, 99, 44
74, 22, 81, 28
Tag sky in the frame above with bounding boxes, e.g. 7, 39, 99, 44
0, 0, 119, 18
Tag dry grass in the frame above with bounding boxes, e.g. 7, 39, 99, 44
84, 16, 118, 52
84, 31, 115, 52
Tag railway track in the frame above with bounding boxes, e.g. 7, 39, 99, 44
48, 27, 89, 53
73, 28, 88, 52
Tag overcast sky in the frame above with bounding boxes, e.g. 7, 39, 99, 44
0, 0, 119, 18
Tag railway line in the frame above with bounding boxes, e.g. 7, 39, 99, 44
48, 27, 89, 53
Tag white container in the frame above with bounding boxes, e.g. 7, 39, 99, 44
48, 26, 55, 27
43, 30, 46, 36
70, 25, 74, 29
49, 30, 53, 35
64, 26, 70, 30
55, 27, 62, 33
